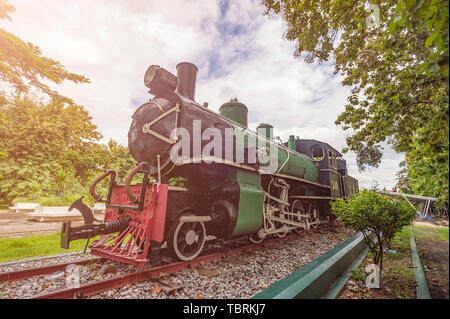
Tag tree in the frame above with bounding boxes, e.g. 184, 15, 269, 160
0, 1, 139, 204
331, 190, 416, 273
394, 161, 413, 193
263, 0, 449, 203
0, 96, 6, 178
1, 0, 90, 181
0, 0, 89, 103
0, 95, 137, 203
105, 139, 136, 182
53, 168, 71, 196
0, 96, 103, 202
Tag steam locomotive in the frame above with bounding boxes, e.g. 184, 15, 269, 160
60, 62, 359, 267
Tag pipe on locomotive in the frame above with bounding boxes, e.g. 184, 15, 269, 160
143, 62, 198, 101
176, 62, 198, 101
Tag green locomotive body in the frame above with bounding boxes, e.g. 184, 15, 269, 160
61, 62, 359, 264
126, 62, 358, 260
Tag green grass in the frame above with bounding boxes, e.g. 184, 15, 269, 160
350, 267, 366, 281
394, 226, 412, 242
380, 227, 415, 297
387, 226, 411, 257
0, 232, 99, 263
435, 227, 449, 240
413, 225, 449, 241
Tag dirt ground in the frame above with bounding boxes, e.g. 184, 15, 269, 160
414, 227, 449, 299
0, 211, 102, 238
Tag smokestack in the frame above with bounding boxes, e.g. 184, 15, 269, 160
176, 62, 198, 101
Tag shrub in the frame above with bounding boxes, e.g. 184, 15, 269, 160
331, 190, 416, 273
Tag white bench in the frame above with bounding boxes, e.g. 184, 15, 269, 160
35, 206, 71, 214
27, 206, 83, 222
8, 202, 40, 213
92, 202, 106, 213
26, 205, 105, 222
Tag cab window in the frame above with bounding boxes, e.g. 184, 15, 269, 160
312, 146, 325, 161
328, 150, 336, 168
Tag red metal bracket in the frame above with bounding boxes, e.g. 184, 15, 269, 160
89, 183, 168, 268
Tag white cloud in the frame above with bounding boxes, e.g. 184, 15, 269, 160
0, 0, 403, 190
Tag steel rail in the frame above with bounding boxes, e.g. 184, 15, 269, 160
0, 257, 104, 283
31, 232, 304, 299
0, 251, 87, 267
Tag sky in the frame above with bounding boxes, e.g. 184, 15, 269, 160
0, 0, 405, 190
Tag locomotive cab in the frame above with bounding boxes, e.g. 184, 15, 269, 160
285, 138, 359, 199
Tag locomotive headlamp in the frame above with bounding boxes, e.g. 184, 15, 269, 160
144, 65, 177, 93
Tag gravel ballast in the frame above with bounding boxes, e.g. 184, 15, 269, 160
0, 223, 354, 299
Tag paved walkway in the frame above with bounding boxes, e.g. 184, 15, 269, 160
413, 220, 449, 228
0, 211, 94, 238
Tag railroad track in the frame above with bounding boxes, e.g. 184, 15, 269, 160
1, 231, 307, 299
0, 257, 104, 283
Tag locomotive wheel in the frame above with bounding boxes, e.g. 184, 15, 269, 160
275, 212, 288, 237
276, 229, 288, 237
276, 220, 288, 237
249, 233, 264, 244
168, 214, 206, 261
308, 201, 320, 229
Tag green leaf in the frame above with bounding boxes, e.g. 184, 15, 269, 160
414, 0, 424, 10
406, 0, 416, 9
428, 63, 440, 73
425, 32, 439, 47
